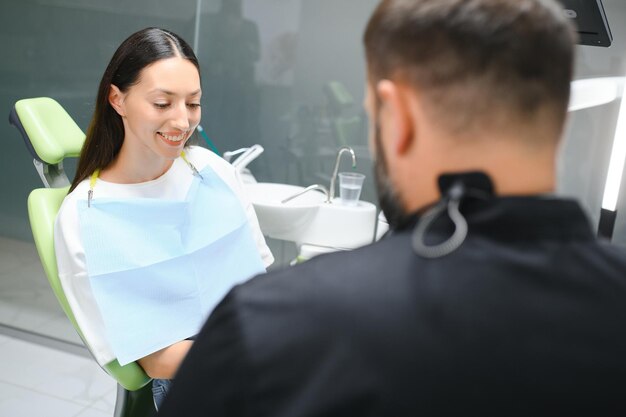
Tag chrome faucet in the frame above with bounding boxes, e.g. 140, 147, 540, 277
281, 184, 330, 204
328, 146, 356, 203
223, 144, 264, 172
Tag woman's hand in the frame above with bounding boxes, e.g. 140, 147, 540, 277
138, 340, 194, 379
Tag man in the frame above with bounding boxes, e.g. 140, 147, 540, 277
158, 0, 626, 415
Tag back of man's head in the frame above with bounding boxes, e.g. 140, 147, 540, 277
364, 0, 577, 140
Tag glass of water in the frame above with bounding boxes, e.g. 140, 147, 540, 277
338, 172, 365, 206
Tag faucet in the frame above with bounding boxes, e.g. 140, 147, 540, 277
281, 184, 330, 204
223, 144, 264, 172
328, 146, 356, 203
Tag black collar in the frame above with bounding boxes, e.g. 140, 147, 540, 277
395, 172, 594, 243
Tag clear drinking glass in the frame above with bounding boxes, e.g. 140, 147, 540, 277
338, 172, 365, 206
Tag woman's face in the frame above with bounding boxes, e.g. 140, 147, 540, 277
111, 57, 202, 162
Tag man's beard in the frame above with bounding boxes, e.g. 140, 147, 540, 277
373, 122, 409, 231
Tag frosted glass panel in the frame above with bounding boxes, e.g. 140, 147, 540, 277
0, 0, 197, 240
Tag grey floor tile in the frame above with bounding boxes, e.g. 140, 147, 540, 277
0, 236, 78, 344
0, 381, 85, 417
0, 336, 115, 411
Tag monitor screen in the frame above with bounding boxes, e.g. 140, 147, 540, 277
558, 0, 612, 47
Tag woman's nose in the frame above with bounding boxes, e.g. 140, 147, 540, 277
171, 102, 191, 130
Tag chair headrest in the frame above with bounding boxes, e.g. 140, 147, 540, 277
11, 97, 84, 165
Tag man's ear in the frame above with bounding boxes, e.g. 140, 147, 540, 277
376, 79, 413, 155
108, 85, 126, 117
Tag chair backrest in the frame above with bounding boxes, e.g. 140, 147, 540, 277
11, 97, 151, 392
28, 187, 77, 325
12, 97, 84, 164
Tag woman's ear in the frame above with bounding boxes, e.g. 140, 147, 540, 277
376, 80, 414, 155
108, 85, 126, 117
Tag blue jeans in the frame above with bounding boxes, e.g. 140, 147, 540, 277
151, 336, 195, 409
152, 378, 172, 410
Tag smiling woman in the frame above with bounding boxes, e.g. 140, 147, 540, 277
104, 56, 203, 181
52, 27, 274, 410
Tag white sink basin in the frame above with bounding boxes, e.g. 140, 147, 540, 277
245, 183, 326, 239
245, 182, 377, 249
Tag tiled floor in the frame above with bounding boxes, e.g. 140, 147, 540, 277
0, 236, 81, 344
0, 334, 116, 416
0, 236, 116, 416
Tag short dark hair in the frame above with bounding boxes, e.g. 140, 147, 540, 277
70, 27, 200, 193
364, 0, 577, 137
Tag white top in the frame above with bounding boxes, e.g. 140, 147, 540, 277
54, 146, 274, 366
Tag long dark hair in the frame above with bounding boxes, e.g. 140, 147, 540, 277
70, 27, 200, 192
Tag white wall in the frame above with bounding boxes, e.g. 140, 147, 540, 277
558, 0, 626, 244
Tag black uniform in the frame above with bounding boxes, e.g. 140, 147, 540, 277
158, 174, 626, 416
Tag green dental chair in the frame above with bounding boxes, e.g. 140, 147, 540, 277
9, 97, 155, 417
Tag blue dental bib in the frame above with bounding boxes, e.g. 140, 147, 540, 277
78, 165, 265, 365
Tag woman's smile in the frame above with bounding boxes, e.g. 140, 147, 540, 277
157, 130, 190, 146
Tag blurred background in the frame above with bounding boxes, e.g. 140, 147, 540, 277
0, 0, 625, 344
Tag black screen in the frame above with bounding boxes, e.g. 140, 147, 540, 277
558, 0, 612, 47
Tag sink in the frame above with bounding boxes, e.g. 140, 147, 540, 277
245, 182, 377, 249
245, 183, 326, 239
298, 200, 377, 249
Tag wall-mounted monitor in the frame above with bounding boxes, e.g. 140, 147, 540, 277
558, 0, 612, 47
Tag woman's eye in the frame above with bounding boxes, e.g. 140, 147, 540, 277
187, 103, 201, 109
154, 103, 170, 109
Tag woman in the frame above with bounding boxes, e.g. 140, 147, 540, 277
54, 27, 273, 409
